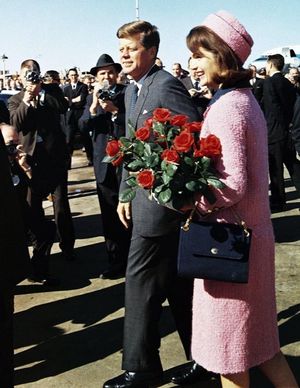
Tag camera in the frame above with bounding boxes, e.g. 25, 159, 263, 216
6, 141, 18, 156
96, 80, 115, 101
97, 88, 115, 101
25, 70, 42, 84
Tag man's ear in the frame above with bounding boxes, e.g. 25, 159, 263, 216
149, 47, 157, 60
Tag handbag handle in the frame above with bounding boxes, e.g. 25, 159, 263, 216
181, 202, 250, 237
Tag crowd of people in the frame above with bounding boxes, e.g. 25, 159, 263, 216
0, 9, 300, 388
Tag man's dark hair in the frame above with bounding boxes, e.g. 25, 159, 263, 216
20, 59, 40, 72
117, 20, 160, 53
267, 54, 285, 71
67, 67, 78, 76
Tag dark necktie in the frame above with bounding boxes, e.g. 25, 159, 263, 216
129, 84, 139, 119
194, 81, 199, 90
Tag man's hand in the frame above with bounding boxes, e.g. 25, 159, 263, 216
99, 99, 118, 114
117, 201, 131, 229
72, 95, 81, 103
23, 82, 41, 105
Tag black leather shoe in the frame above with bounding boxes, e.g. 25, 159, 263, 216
103, 370, 163, 388
171, 362, 215, 385
99, 267, 126, 280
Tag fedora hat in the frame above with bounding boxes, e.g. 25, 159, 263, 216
90, 54, 122, 76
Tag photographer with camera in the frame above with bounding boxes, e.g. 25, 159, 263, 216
9, 59, 76, 270
80, 54, 130, 279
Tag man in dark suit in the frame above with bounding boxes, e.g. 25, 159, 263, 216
181, 57, 212, 118
104, 21, 207, 388
249, 64, 264, 107
9, 59, 76, 270
63, 68, 92, 166
263, 54, 300, 211
80, 54, 130, 279
0, 131, 30, 387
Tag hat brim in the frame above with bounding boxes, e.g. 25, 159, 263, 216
90, 63, 122, 76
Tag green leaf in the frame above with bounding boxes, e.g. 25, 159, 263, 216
158, 188, 172, 204
144, 142, 152, 157
127, 160, 145, 171
127, 120, 136, 139
119, 188, 136, 203
102, 155, 115, 163
125, 176, 138, 187
153, 184, 166, 194
200, 157, 211, 170
184, 156, 193, 166
144, 154, 160, 168
166, 163, 178, 177
207, 178, 225, 189
133, 140, 144, 156
152, 121, 165, 134
162, 171, 171, 184
119, 137, 132, 148
185, 181, 198, 191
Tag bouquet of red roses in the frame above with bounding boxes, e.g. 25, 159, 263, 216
104, 108, 224, 210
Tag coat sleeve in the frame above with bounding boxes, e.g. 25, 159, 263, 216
291, 96, 300, 155
8, 94, 36, 134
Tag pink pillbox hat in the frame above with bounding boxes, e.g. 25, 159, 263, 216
202, 10, 253, 64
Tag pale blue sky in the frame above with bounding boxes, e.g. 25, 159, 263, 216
1, 0, 300, 75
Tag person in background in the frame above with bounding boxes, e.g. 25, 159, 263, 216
177, 10, 298, 388
181, 57, 213, 117
248, 64, 264, 107
263, 54, 300, 212
9, 59, 76, 266
63, 67, 92, 167
155, 57, 164, 69
80, 54, 131, 280
285, 66, 300, 95
0, 130, 30, 387
171, 62, 187, 80
103, 20, 206, 388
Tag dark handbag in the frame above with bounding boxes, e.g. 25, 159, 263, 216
177, 208, 252, 283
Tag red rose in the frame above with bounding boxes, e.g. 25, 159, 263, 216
169, 115, 188, 127
199, 134, 222, 157
144, 117, 153, 128
173, 130, 194, 152
153, 108, 171, 123
183, 121, 203, 133
106, 139, 120, 156
112, 153, 124, 166
135, 126, 151, 141
136, 169, 155, 189
161, 149, 180, 164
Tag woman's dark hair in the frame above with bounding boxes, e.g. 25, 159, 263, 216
186, 26, 251, 88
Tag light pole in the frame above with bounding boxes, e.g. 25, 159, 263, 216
135, 0, 139, 20
1, 54, 8, 83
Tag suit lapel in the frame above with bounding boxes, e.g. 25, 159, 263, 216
128, 65, 160, 129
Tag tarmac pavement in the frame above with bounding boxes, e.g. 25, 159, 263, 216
14, 150, 300, 387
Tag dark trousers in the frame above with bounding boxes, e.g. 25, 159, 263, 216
52, 169, 75, 255
97, 170, 130, 269
0, 291, 14, 388
65, 110, 93, 161
268, 136, 300, 206
122, 232, 193, 372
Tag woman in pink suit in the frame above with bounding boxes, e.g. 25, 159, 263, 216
184, 10, 298, 388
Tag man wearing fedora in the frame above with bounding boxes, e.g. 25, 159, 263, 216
80, 54, 130, 279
